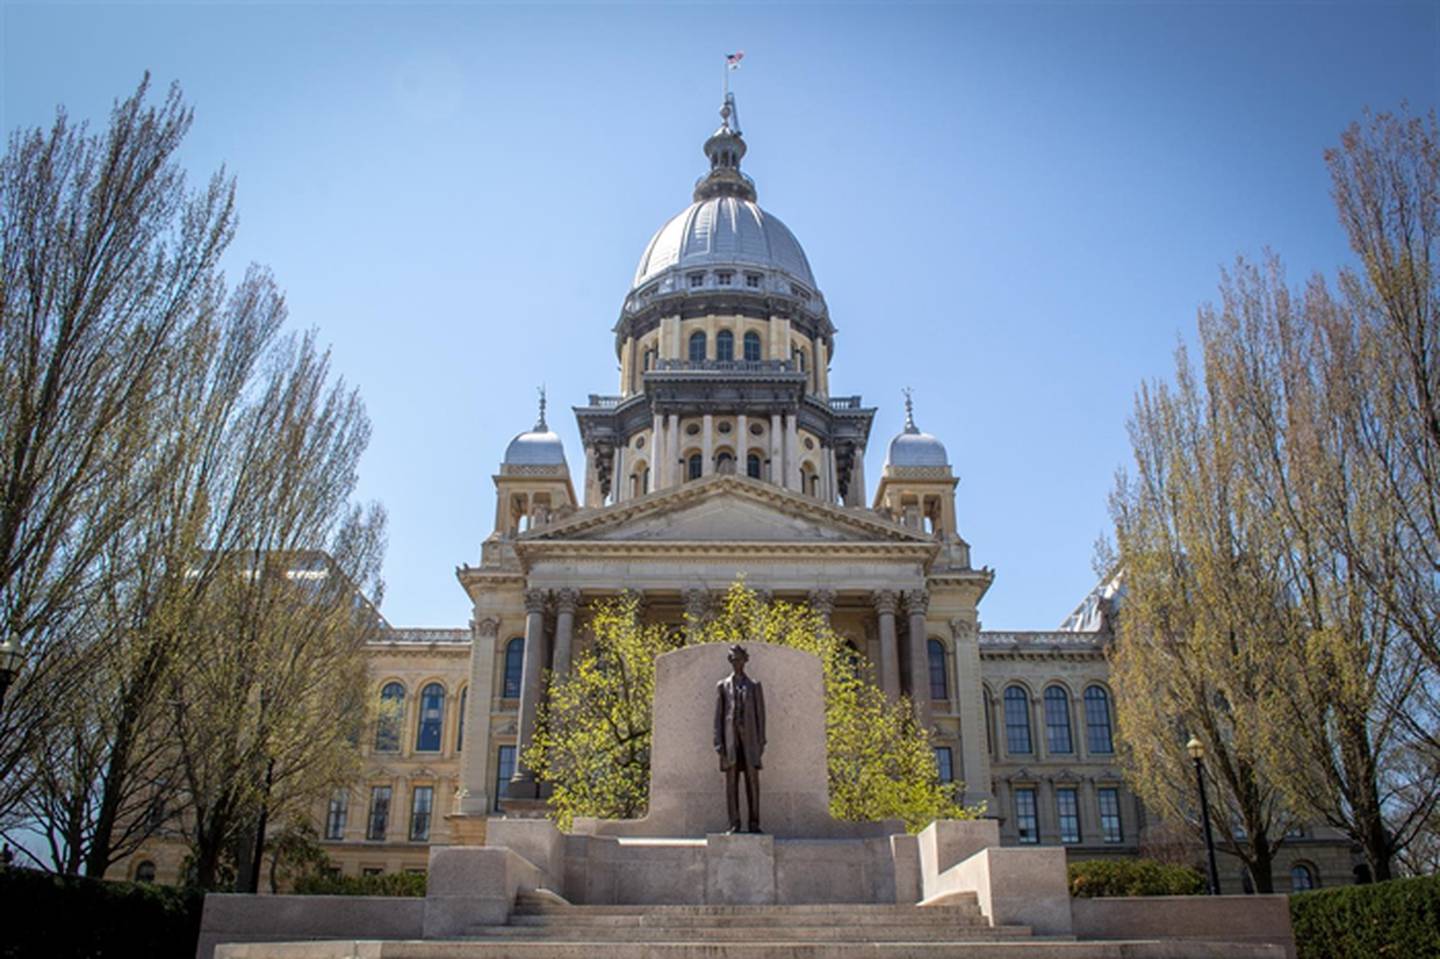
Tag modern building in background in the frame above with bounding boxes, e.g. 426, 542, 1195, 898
123, 95, 1352, 896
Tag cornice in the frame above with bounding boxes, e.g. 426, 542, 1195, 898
515, 539, 939, 563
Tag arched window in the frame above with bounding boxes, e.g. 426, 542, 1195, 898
688, 331, 707, 362
642, 467, 651, 493
416, 683, 445, 752
716, 330, 734, 362
746, 453, 762, 479
1044, 686, 1073, 754
716, 451, 735, 474
743, 331, 762, 362
927, 639, 948, 700
1290, 863, 1317, 892
502, 639, 524, 698
375, 682, 404, 752
455, 687, 467, 752
687, 452, 703, 481
1004, 686, 1032, 754
793, 347, 806, 371
643, 348, 655, 371
134, 860, 157, 883
1085, 685, 1114, 753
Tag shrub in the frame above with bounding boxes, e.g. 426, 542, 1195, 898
291, 870, 426, 897
1290, 874, 1440, 959
1067, 858, 1206, 898
0, 866, 203, 959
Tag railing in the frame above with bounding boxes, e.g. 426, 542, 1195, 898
585, 394, 623, 408
979, 631, 1107, 649
651, 359, 797, 373
828, 396, 864, 410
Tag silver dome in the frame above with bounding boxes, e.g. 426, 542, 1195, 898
632, 196, 816, 291
886, 430, 949, 468
504, 428, 567, 467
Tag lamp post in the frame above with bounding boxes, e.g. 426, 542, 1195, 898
1188, 736, 1222, 896
0, 636, 23, 711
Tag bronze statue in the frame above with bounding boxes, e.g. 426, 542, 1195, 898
714, 644, 766, 834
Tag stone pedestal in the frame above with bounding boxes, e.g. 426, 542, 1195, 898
443, 813, 488, 846
704, 833, 775, 905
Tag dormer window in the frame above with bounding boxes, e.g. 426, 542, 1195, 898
689, 273, 705, 288
745, 273, 762, 289
716, 271, 733, 287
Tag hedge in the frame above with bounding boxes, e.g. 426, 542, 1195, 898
291, 870, 426, 896
0, 866, 203, 959
1067, 858, 1206, 898
1290, 874, 1440, 959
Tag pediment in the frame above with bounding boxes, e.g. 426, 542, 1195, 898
524, 475, 928, 546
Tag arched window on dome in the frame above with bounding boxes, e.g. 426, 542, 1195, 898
416, 683, 445, 752
746, 453, 762, 479
689, 332, 707, 363
792, 347, 806, 372
687, 453, 703, 481
375, 682, 404, 753
716, 330, 734, 362
715, 451, 735, 474
743, 331, 762, 362
643, 348, 656, 371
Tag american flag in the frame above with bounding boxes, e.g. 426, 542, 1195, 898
726, 51, 744, 70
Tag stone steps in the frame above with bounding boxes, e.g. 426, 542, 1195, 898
469, 925, 1038, 942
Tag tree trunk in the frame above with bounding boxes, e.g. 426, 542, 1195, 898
1249, 843, 1275, 894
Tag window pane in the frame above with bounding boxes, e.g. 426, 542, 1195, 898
1015, 788, 1039, 843
135, 860, 156, 883
494, 745, 517, 812
1057, 787, 1080, 844
416, 683, 444, 752
743, 332, 762, 361
933, 746, 953, 783
367, 786, 392, 841
1004, 687, 1032, 754
326, 790, 349, 840
746, 453, 762, 479
375, 683, 404, 752
1098, 787, 1123, 843
1085, 686, 1114, 753
689, 331, 706, 362
928, 640, 947, 700
410, 786, 434, 842
503, 639, 524, 698
1290, 864, 1315, 892
716, 330, 734, 361
1044, 687, 1073, 754
687, 453, 703, 480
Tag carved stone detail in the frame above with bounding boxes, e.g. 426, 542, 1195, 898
949, 617, 978, 643
473, 616, 501, 638
808, 589, 837, 620
524, 588, 549, 614
555, 588, 581, 615
871, 589, 899, 616
903, 589, 929, 615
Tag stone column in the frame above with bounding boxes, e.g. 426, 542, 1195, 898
872, 590, 901, 701
508, 589, 550, 797
456, 616, 500, 818
552, 589, 580, 679
684, 588, 710, 640
905, 589, 931, 727
668, 413, 681, 487
702, 413, 714, 475
808, 588, 836, 625
736, 413, 748, 473
613, 446, 626, 503
769, 412, 782, 483
785, 413, 801, 490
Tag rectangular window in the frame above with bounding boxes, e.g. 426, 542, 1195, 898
1014, 787, 1039, 844
716, 271, 732, 286
745, 273, 761, 288
1098, 787, 1123, 843
361, 866, 383, 877
409, 785, 434, 842
494, 745, 517, 813
689, 272, 704, 288
366, 786, 392, 841
933, 746, 953, 784
325, 790, 348, 840
1056, 787, 1081, 844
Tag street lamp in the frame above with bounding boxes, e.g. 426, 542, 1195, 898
1188, 736, 1222, 896
0, 636, 23, 711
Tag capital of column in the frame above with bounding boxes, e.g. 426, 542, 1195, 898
808, 589, 837, 618
524, 588, 549, 615
949, 617, 978, 643
904, 589, 930, 615
473, 616, 500, 639
555, 588, 581, 615
872, 589, 899, 617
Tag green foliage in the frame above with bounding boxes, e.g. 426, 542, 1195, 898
1066, 858, 1206, 898
527, 582, 980, 833
0, 866, 203, 959
1290, 875, 1440, 959
291, 870, 426, 897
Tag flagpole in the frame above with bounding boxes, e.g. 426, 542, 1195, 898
723, 54, 729, 100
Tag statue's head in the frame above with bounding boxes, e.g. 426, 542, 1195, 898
727, 644, 749, 666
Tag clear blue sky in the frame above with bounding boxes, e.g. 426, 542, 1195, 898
3, 1, 1437, 629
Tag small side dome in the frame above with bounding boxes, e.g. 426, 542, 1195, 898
884, 391, 949, 468
503, 389, 567, 467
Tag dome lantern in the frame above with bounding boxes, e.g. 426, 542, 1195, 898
694, 93, 757, 203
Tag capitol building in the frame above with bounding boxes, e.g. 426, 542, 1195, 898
127, 94, 1348, 896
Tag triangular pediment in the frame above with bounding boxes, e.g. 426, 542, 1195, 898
523, 475, 930, 545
